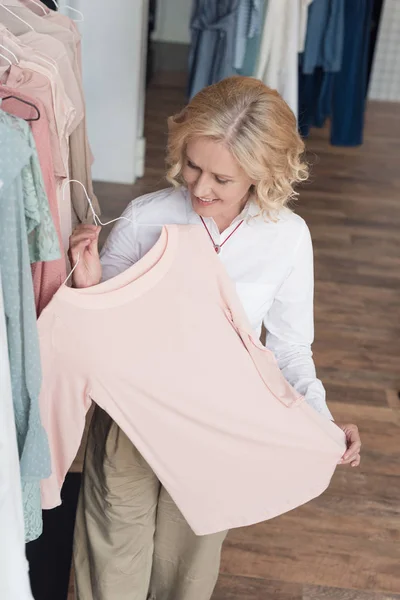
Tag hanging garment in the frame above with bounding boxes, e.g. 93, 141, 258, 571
0, 57, 76, 176
40, 5, 100, 226
298, 0, 373, 146
9, 0, 101, 225
0, 116, 51, 542
0, 38, 70, 177
0, 109, 60, 263
0, 57, 75, 248
0, 270, 34, 600
238, 0, 268, 76
300, 0, 345, 74
255, 0, 301, 116
188, 0, 240, 98
0, 89, 66, 314
100, 187, 332, 419
38, 224, 345, 535
0, 3, 101, 227
299, 0, 314, 53
18, 30, 83, 131
330, 0, 373, 146
233, 0, 263, 70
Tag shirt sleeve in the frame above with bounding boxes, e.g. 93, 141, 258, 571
263, 221, 333, 420
38, 309, 92, 509
100, 201, 139, 282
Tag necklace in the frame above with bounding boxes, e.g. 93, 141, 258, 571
199, 216, 244, 254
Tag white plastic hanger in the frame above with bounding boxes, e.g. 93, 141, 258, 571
62, 180, 168, 285
25, 0, 47, 16
31, 49, 59, 74
0, 43, 18, 63
0, 32, 58, 74
0, 4, 35, 31
51, 0, 84, 22
0, 51, 12, 66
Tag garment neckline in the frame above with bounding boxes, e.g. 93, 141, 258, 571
57, 224, 179, 309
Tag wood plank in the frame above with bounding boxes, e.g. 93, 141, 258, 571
303, 585, 400, 600
213, 574, 303, 599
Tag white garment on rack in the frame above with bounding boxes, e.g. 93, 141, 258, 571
254, 0, 301, 117
0, 271, 34, 600
299, 0, 314, 53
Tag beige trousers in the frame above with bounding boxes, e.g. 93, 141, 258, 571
73, 406, 227, 600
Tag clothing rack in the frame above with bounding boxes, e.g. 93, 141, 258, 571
0, 2, 98, 598
188, 0, 383, 146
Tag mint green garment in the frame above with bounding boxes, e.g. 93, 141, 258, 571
237, 0, 268, 76
0, 108, 60, 263
0, 113, 53, 542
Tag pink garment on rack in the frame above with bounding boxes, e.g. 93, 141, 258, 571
0, 88, 66, 315
0, 58, 66, 177
4, 0, 99, 223
19, 30, 83, 131
0, 61, 74, 250
38, 224, 346, 536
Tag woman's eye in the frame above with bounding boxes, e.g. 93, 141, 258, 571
187, 160, 198, 169
215, 177, 228, 185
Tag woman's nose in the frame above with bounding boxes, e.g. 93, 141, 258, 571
193, 173, 213, 198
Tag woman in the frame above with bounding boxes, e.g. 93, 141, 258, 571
70, 76, 361, 600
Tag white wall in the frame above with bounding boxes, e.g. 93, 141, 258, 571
369, 0, 400, 102
59, 0, 148, 184
152, 0, 191, 44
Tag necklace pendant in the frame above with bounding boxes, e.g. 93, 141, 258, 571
214, 244, 221, 254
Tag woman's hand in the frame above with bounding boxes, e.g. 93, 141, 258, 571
68, 224, 102, 288
337, 423, 361, 467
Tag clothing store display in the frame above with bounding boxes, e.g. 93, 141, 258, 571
188, 0, 240, 98
186, 0, 374, 145
0, 0, 100, 245
100, 188, 332, 418
0, 0, 98, 568
0, 116, 52, 542
255, 0, 300, 116
0, 272, 34, 600
298, 0, 373, 146
39, 222, 345, 535
74, 408, 228, 600
1, 1, 371, 594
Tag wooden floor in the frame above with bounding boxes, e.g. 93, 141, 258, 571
70, 76, 400, 599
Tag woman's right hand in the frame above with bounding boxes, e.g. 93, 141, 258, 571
68, 225, 102, 288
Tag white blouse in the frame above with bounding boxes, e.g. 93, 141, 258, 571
100, 187, 332, 419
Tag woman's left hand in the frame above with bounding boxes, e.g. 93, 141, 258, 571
337, 423, 361, 467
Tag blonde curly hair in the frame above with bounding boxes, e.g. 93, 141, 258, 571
166, 76, 308, 217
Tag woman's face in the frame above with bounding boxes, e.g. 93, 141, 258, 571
182, 137, 254, 229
